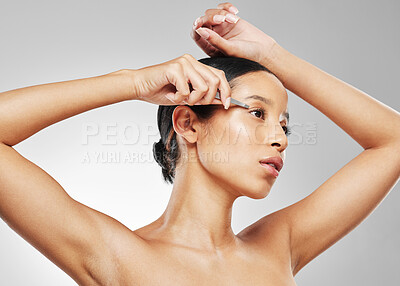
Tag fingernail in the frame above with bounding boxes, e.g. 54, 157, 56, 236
226, 14, 239, 24
195, 28, 210, 40
229, 6, 239, 15
213, 14, 226, 23
224, 97, 231, 109
193, 17, 201, 27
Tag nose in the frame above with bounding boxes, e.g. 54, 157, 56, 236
254, 121, 289, 152
267, 123, 288, 153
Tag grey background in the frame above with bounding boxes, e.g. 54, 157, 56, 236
0, 0, 399, 285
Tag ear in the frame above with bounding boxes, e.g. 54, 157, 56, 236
171, 106, 201, 144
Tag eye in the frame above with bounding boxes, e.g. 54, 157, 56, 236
282, 125, 292, 136
250, 107, 292, 137
249, 108, 265, 120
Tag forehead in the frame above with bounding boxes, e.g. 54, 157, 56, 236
230, 71, 288, 112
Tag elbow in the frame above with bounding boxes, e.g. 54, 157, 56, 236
393, 142, 400, 162
370, 141, 400, 164
385, 134, 400, 154
369, 115, 400, 150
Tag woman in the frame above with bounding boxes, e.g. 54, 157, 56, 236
0, 3, 399, 286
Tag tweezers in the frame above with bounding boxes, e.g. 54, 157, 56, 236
215, 91, 249, 109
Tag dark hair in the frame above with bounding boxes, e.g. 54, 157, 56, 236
153, 56, 275, 184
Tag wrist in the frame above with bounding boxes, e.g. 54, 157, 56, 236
260, 41, 284, 71
260, 42, 291, 84
108, 69, 139, 101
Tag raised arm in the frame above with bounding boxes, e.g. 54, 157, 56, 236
0, 54, 231, 284
0, 71, 133, 146
263, 41, 400, 276
192, 2, 400, 276
0, 70, 142, 284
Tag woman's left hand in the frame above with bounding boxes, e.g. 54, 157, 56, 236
190, 2, 277, 66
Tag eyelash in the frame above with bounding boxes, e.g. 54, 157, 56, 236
249, 107, 292, 136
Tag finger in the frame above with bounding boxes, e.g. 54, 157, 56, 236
192, 10, 239, 31
193, 10, 239, 30
182, 56, 231, 107
194, 66, 231, 107
217, 3, 239, 15
192, 16, 202, 30
165, 66, 190, 103
195, 27, 234, 55
190, 25, 227, 58
208, 67, 232, 108
180, 59, 210, 105
204, 9, 230, 24
191, 66, 220, 106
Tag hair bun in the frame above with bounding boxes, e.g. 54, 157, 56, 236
153, 139, 168, 170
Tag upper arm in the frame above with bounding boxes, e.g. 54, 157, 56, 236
281, 145, 400, 275
239, 144, 400, 277
0, 144, 143, 284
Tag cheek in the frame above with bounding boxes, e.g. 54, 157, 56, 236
253, 123, 271, 144
198, 120, 252, 171
197, 117, 273, 199
197, 119, 272, 196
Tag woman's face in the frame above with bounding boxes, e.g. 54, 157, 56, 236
197, 71, 289, 199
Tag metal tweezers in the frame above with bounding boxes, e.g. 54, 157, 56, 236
215, 91, 249, 109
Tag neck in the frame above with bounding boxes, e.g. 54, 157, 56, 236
154, 159, 240, 252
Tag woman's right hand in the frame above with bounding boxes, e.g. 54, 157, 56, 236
131, 54, 232, 109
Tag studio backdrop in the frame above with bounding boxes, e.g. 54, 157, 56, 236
0, 0, 399, 285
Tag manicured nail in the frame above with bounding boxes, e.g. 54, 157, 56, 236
195, 28, 210, 40
224, 97, 231, 109
193, 17, 201, 27
225, 13, 239, 24
229, 6, 239, 14
213, 14, 226, 23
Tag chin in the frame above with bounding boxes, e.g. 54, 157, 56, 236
238, 183, 272, 200
247, 190, 271, 200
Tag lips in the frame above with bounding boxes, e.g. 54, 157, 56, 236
259, 156, 283, 172
259, 162, 280, 178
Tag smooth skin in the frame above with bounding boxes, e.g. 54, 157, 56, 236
192, 0, 400, 277
0, 54, 233, 285
0, 2, 399, 286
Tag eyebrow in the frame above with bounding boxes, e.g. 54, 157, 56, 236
244, 95, 290, 123
245, 95, 273, 106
